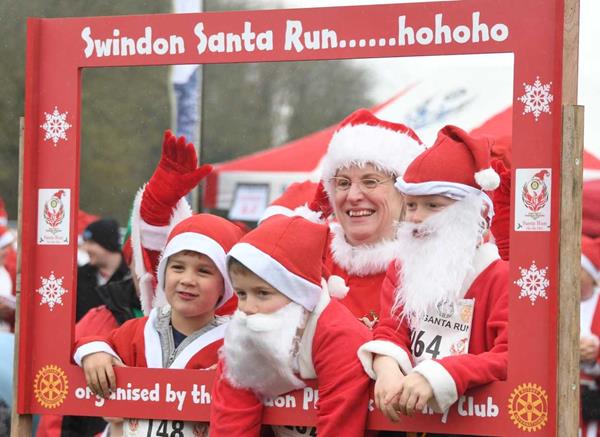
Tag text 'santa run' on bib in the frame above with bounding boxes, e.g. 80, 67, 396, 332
410, 298, 475, 364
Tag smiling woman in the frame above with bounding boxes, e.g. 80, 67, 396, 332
317, 108, 425, 326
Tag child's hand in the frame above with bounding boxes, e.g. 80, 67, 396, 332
373, 355, 405, 422
82, 352, 125, 399
394, 372, 434, 417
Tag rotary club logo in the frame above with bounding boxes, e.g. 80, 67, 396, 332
34, 365, 69, 409
521, 170, 549, 218
508, 383, 548, 432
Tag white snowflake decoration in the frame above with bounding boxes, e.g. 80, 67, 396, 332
36, 271, 68, 310
518, 76, 554, 121
514, 261, 550, 305
40, 107, 71, 145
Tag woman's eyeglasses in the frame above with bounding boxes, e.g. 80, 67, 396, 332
330, 177, 394, 192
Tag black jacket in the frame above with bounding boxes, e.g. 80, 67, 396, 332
75, 258, 129, 322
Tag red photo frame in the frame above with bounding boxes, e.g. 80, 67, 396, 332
18, 1, 572, 434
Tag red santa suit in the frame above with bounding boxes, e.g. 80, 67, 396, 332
325, 223, 398, 325
359, 243, 508, 412
73, 306, 225, 370
580, 288, 600, 437
210, 291, 371, 437
0, 228, 16, 332
580, 236, 600, 437
210, 215, 372, 437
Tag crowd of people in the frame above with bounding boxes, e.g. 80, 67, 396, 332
1, 108, 599, 436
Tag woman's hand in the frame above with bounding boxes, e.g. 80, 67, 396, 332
82, 352, 125, 398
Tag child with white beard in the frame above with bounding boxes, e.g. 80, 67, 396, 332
210, 214, 372, 437
73, 214, 244, 437
358, 125, 509, 432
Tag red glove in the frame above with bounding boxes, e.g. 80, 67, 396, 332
141, 130, 212, 226
308, 181, 333, 219
490, 159, 511, 260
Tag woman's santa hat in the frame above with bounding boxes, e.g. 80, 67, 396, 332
582, 235, 600, 282
259, 180, 319, 223
395, 125, 500, 216
227, 215, 348, 312
149, 214, 244, 313
320, 108, 425, 199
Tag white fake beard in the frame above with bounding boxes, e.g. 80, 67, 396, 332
392, 195, 486, 329
222, 302, 308, 400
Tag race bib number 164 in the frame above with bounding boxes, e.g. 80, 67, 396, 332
410, 298, 475, 364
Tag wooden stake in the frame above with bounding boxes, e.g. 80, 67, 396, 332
11, 117, 32, 436
557, 0, 581, 435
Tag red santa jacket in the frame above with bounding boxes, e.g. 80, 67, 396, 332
324, 223, 397, 325
359, 243, 508, 412
580, 289, 600, 437
210, 293, 371, 437
73, 307, 225, 369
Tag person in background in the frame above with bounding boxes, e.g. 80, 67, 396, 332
0, 225, 16, 332
580, 235, 600, 437
77, 210, 100, 266
76, 218, 129, 321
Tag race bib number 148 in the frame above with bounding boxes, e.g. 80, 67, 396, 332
124, 418, 208, 437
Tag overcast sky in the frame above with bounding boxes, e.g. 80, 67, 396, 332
279, 0, 600, 155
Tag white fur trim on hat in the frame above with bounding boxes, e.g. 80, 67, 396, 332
395, 178, 495, 219
321, 123, 424, 198
0, 231, 14, 249
293, 204, 325, 224
228, 242, 322, 311
413, 359, 458, 413
329, 223, 399, 276
258, 205, 295, 224
474, 168, 501, 191
582, 255, 600, 282
155, 232, 232, 310
326, 275, 349, 299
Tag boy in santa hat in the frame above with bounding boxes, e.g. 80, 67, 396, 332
580, 235, 600, 437
358, 125, 508, 424
73, 213, 244, 436
210, 214, 371, 437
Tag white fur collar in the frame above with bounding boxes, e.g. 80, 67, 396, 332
329, 223, 398, 276
459, 242, 501, 296
297, 284, 331, 379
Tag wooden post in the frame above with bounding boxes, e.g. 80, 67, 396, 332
557, 0, 582, 435
558, 104, 584, 437
11, 117, 32, 436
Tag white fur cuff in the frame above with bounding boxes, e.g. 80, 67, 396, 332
139, 220, 170, 251
73, 341, 121, 367
357, 340, 413, 379
413, 359, 458, 413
